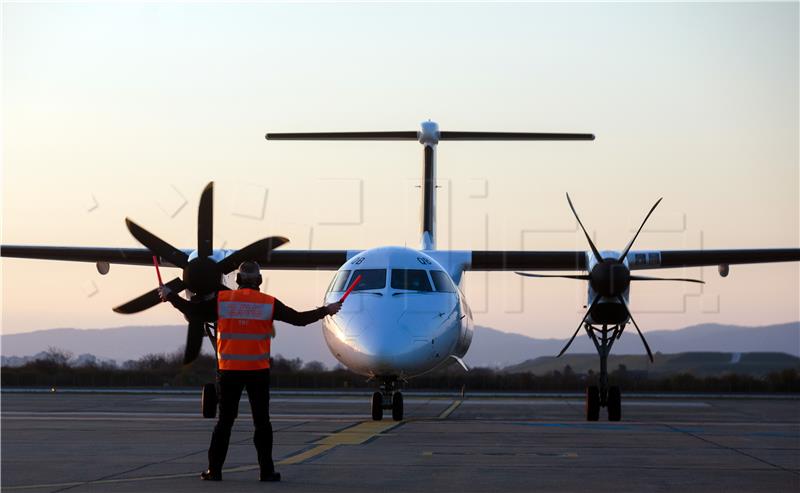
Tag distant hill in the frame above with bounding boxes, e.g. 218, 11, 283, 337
504, 352, 800, 377
468, 322, 800, 367
1, 323, 338, 368
2, 321, 798, 369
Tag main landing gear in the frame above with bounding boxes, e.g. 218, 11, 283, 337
371, 377, 403, 421
584, 323, 623, 422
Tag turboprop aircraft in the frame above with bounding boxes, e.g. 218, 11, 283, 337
2, 121, 799, 422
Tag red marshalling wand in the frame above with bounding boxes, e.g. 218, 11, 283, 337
152, 255, 164, 287
339, 274, 362, 303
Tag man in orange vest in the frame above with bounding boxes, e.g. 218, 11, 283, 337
159, 260, 341, 482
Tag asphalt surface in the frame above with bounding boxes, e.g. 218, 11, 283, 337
1, 391, 798, 492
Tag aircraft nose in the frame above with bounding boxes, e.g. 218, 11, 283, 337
357, 326, 414, 372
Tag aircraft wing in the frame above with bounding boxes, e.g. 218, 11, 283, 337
467, 251, 587, 271
0, 245, 350, 270
465, 248, 800, 271
629, 248, 800, 270
3, 245, 798, 272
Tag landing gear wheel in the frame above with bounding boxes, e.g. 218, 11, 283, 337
607, 386, 621, 421
585, 385, 600, 421
392, 392, 404, 421
371, 391, 383, 421
201, 383, 217, 419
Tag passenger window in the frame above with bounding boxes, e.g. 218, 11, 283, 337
329, 270, 351, 292
430, 271, 456, 292
348, 269, 387, 290
391, 269, 433, 292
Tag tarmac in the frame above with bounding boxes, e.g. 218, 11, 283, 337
1, 390, 798, 492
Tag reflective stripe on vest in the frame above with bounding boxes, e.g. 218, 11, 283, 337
218, 302, 273, 320
219, 352, 271, 361
218, 332, 271, 341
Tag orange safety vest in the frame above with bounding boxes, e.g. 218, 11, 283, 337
216, 289, 275, 371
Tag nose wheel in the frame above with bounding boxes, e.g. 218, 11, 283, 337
371, 377, 403, 421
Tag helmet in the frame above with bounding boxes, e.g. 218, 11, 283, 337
236, 261, 263, 288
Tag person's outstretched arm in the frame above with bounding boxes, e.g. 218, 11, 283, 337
158, 285, 220, 322
273, 299, 341, 326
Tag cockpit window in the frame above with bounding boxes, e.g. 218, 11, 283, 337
347, 269, 386, 291
430, 270, 456, 292
329, 270, 351, 293
391, 269, 433, 292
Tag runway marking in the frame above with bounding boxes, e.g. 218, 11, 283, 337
438, 399, 462, 419
1, 411, 365, 421
3, 420, 403, 490
278, 444, 336, 465
422, 451, 578, 458
459, 400, 711, 408
151, 397, 437, 404
1, 464, 266, 491
278, 418, 402, 465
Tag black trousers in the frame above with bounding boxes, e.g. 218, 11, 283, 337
208, 369, 274, 473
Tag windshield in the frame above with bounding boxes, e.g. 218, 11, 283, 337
328, 270, 351, 293
391, 269, 433, 292
347, 269, 387, 291
430, 270, 456, 292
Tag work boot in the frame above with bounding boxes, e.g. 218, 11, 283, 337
259, 469, 281, 482
200, 469, 222, 481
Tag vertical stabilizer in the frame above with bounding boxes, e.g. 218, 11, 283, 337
265, 124, 594, 252
419, 121, 439, 250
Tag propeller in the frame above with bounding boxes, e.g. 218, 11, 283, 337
517, 194, 704, 359
113, 181, 289, 365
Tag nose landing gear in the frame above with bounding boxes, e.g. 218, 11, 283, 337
584, 323, 624, 422
371, 377, 403, 421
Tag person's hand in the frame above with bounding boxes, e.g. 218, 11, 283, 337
325, 301, 342, 316
158, 285, 172, 302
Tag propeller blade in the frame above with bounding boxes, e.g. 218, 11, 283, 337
112, 277, 185, 314
183, 319, 206, 365
630, 275, 704, 284
515, 272, 590, 280
565, 193, 603, 263
197, 182, 214, 258
217, 236, 290, 274
617, 296, 654, 362
125, 218, 189, 268
558, 297, 600, 357
617, 198, 663, 263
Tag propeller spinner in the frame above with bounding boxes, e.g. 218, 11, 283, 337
516, 194, 704, 362
112, 182, 288, 364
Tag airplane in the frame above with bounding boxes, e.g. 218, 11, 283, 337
2, 120, 799, 422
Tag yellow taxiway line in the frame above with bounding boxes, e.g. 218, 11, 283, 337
3, 403, 423, 491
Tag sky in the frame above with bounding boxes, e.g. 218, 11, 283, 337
2, 2, 798, 339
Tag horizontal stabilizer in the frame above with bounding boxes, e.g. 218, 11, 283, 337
440, 131, 595, 141
266, 131, 595, 141
266, 131, 418, 141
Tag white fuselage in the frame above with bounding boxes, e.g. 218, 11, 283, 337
320, 246, 473, 378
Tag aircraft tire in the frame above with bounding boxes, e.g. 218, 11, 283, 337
392, 392, 404, 421
586, 386, 600, 421
371, 392, 383, 421
608, 386, 622, 421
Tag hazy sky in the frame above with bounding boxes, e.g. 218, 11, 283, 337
2, 2, 798, 339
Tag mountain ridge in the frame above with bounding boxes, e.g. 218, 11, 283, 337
2, 321, 798, 368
